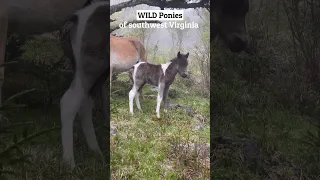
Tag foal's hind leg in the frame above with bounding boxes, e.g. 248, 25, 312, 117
129, 86, 137, 115
60, 75, 86, 169
129, 81, 144, 115
79, 95, 103, 156
135, 88, 142, 111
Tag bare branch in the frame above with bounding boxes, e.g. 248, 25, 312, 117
110, 0, 209, 15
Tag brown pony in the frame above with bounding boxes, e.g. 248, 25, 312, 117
110, 35, 147, 82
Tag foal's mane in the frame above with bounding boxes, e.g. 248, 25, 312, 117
164, 57, 178, 71
169, 57, 178, 63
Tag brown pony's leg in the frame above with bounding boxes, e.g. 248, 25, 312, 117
0, 1, 8, 119
109, 66, 113, 92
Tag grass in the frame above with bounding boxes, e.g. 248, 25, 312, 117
1, 70, 209, 180
213, 108, 318, 179
1, 106, 109, 180
110, 73, 210, 179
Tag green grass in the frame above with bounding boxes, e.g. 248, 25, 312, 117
110, 73, 210, 179
1, 72, 209, 179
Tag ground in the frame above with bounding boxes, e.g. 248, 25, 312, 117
110, 73, 210, 179
0, 72, 209, 180
211, 66, 320, 179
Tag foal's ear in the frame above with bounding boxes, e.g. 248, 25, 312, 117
177, 51, 181, 58
186, 52, 189, 58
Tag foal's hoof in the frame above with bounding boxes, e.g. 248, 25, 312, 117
61, 160, 76, 172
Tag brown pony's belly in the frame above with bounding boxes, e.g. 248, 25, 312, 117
113, 64, 134, 72
112, 59, 138, 73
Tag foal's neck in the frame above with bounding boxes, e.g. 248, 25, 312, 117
161, 59, 178, 78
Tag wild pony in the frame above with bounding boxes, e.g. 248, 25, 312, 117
110, 35, 147, 83
128, 52, 189, 118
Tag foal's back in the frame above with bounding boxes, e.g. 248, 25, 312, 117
132, 62, 162, 87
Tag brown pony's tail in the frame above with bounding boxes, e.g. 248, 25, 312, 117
139, 43, 147, 62
129, 40, 147, 63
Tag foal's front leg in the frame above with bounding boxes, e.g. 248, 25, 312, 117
163, 86, 170, 113
156, 83, 165, 118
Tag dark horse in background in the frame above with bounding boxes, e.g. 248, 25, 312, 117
211, 0, 250, 53
0, 0, 251, 170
